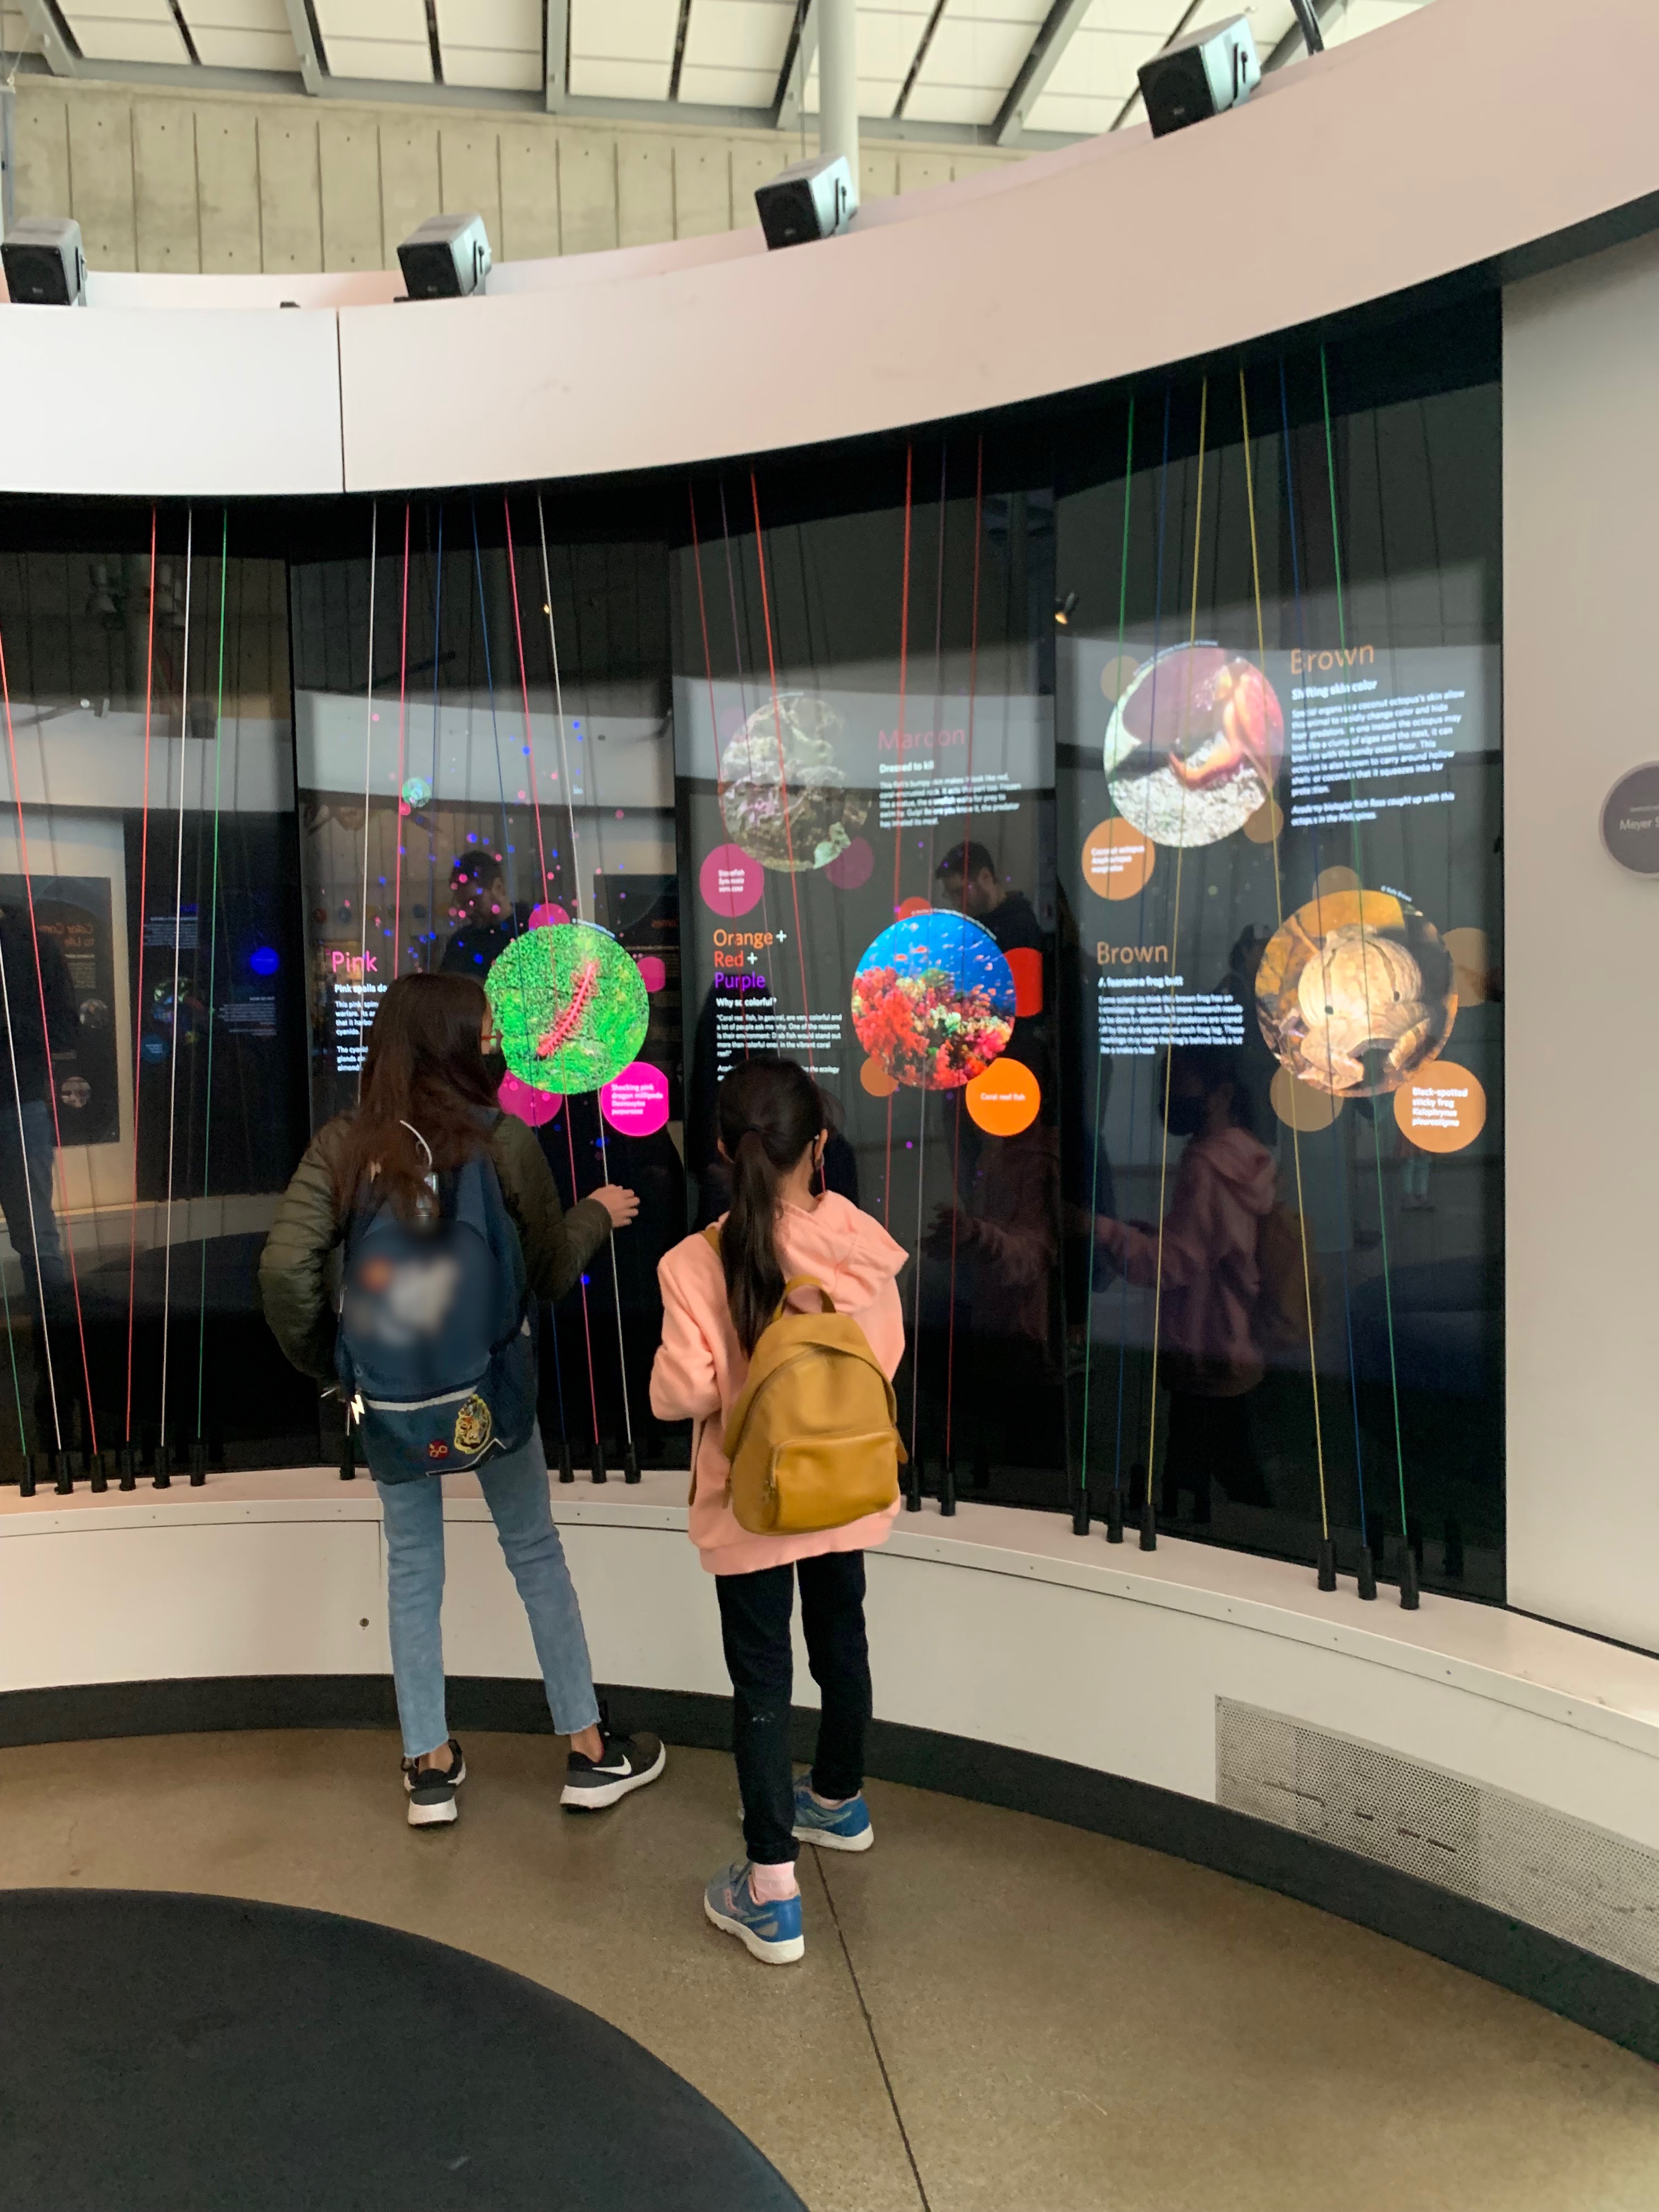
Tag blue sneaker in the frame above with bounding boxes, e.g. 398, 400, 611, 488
703, 1862, 805, 1965
792, 1776, 874, 1853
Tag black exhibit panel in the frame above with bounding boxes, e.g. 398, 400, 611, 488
673, 444, 1068, 1511
0, 504, 314, 1480
0, 1887, 805, 2212
289, 492, 687, 1482
1056, 312, 1504, 1599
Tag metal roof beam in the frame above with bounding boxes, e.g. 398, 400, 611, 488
993, 0, 1092, 146
545, 0, 570, 109
16, 0, 82, 80
771, 1, 817, 131
1265, 0, 1342, 70
280, 0, 325, 93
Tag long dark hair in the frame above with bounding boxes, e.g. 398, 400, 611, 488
718, 1056, 823, 1356
336, 972, 498, 1220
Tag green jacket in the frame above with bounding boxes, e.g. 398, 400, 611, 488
258, 1111, 613, 1385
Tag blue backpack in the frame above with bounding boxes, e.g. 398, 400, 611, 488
336, 1139, 537, 1486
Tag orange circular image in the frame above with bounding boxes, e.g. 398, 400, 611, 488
1081, 817, 1154, 901
1392, 1063, 1486, 1153
1099, 653, 1140, 704
859, 1056, 898, 1099
1269, 1064, 1344, 1133
1442, 927, 1490, 1007
1243, 796, 1284, 845
894, 895, 932, 922
1312, 864, 1360, 900
964, 1056, 1040, 1137
1255, 888, 1457, 1099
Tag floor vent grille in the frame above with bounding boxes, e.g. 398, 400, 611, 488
1216, 1699, 1659, 1983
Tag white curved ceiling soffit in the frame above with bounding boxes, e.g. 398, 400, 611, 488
5, 0, 1432, 146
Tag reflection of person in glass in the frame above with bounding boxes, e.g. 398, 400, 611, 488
439, 851, 531, 981
933, 839, 1042, 958
1094, 1046, 1274, 1523
0, 908, 76, 1408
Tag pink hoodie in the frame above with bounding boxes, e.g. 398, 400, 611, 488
1098, 1125, 1278, 1395
650, 1192, 909, 1576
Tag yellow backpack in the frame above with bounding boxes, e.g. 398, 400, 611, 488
704, 1224, 906, 1536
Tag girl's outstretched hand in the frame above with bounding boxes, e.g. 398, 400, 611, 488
594, 1183, 641, 1228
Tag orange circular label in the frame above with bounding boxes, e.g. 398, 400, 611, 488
859, 1056, 898, 1099
1081, 818, 1154, 901
894, 895, 932, 921
1243, 796, 1284, 845
964, 1056, 1040, 1137
1269, 1064, 1343, 1132
1392, 1062, 1486, 1153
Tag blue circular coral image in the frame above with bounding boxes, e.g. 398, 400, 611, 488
851, 911, 1015, 1091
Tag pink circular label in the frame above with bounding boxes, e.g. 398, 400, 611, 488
528, 902, 570, 930
825, 836, 873, 891
599, 1061, 670, 1137
498, 1071, 563, 1127
635, 953, 667, 994
699, 842, 764, 918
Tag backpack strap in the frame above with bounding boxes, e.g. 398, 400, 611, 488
775, 1274, 835, 1318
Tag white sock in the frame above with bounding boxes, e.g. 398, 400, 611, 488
808, 1786, 855, 1809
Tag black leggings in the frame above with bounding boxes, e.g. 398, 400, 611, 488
715, 1550, 872, 1866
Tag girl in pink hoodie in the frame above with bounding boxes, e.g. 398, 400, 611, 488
651, 1057, 906, 1965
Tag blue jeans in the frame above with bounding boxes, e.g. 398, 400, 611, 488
376, 1427, 601, 1759
0, 1097, 65, 1324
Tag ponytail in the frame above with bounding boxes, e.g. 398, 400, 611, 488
716, 1056, 823, 1356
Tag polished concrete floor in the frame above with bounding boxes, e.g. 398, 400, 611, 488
3, 1730, 1657, 2212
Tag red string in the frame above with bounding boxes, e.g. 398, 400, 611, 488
391, 504, 410, 974
943, 437, 984, 1467
689, 484, 750, 1063
503, 500, 550, 899
124, 511, 159, 1445
0, 614, 100, 1452
563, 1108, 603, 1443
747, 473, 812, 1066
882, 447, 915, 1224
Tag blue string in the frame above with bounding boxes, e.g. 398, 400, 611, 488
1279, 359, 1367, 1536
425, 503, 442, 968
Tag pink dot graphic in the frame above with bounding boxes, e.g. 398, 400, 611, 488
528, 902, 570, 930
498, 1071, 563, 1127
635, 954, 667, 994
699, 842, 764, 918
825, 836, 873, 891
600, 1062, 670, 1138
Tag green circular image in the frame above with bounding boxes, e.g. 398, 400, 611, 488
486, 921, 648, 1098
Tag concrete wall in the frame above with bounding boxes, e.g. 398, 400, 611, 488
10, 77, 1019, 275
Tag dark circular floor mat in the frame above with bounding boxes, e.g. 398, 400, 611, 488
0, 1888, 805, 2212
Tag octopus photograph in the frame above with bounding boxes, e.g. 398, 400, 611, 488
1254, 889, 1458, 1098
1104, 644, 1284, 849
718, 691, 871, 872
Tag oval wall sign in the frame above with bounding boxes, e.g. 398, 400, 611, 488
1601, 765, 1659, 874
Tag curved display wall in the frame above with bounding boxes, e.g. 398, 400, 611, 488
0, 296, 1502, 1606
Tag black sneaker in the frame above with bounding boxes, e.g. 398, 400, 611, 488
402, 1739, 466, 1828
560, 1725, 666, 1812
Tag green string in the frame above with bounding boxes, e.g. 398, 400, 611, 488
194, 510, 229, 1443
1319, 347, 1409, 1541
1078, 395, 1133, 1505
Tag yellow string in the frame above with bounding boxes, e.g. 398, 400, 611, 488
1144, 379, 1205, 1510
1239, 372, 1330, 1543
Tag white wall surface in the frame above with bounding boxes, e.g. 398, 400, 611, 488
1503, 232, 1659, 1652
6, 1477, 1659, 1860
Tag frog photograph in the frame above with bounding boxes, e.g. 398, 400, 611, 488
1254, 888, 1458, 1098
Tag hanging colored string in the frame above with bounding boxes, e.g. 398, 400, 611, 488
1280, 361, 1369, 1528
529, 493, 606, 1454
157, 507, 195, 1454
1143, 380, 1209, 1510
392, 504, 411, 975
941, 434, 984, 1473
1320, 347, 1408, 1540
0, 813, 59, 1454
356, 502, 379, 1081
747, 472, 815, 1071
687, 483, 751, 1061
194, 510, 230, 1444
882, 447, 915, 1224
425, 505, 444, 970
1238, 373, 1331, 1545
123, 510, 164, 1450
907, 443, 948, 1467
1076, 396, 1135, 1513
512, 495, 633, 1466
